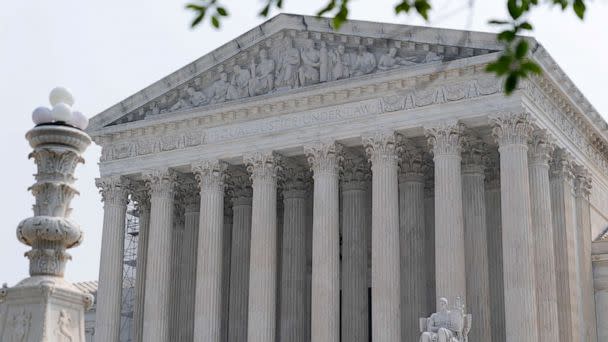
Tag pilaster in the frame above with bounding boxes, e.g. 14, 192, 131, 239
244, 151, 281, 342
304, 141, 342, 342
192, 160, 228, 342
491, 112, 538, 342
363, 131, 402, 342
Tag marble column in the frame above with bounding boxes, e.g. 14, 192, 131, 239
228, 173, 252, 342
170, 185, 185, 339
279, 165, 309, 342
491, 113, 538, 342
485, 152, 506, 342
142, 169, 177, 342
95, 175, 130, 342
592, 240, 608, 341
398, 146, 427, 342
179, 186, 200, 342
222, 198, 233, 342
132, 184, 151, 342
528, 129, 560, 341
192, 160, 228, 342
424, 175, 436, 313
244, 151, 281, 342
425, 121, 466, 306
461, 139, 492, 342
573, 165, 598, 341
550, 148, 579, 342
363, 131, 401, 342
341, 152, 370, 342
304, 142, 342, 342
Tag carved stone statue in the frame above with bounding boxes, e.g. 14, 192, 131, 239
329, 44, 351, 81
185, 85, 207, 107
248, 48, 275, 96
206, 72, 229, 104
227, 65, 251, 100
419, 297, 471, 342
169, 90, 191, 111
149, 101, 160, 116
57, 309, 74, 342
298, 39, 320, 86
319, 41, 330, 82
378, 47, 417, 71
352, 45, 377, 76
275, 37, 301, 89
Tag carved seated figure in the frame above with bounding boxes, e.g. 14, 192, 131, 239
420, 297, 471, 342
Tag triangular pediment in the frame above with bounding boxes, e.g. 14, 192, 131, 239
89, 14, 505, 131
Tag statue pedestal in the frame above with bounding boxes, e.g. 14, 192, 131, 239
0, 276, 93, 342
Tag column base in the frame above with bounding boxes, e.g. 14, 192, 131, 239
0, 276, 93, 342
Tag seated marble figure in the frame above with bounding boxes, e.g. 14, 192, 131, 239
419, 297, 471, 342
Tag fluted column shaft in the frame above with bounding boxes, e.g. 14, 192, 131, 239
341, 153, 369, 342
592, 241, 608, 341
133, 188, 150, 342
425, 122, 466, 306
491, 113, 538, 342
192, 160, 228, 342
574, 166, 597, 341
245, 152, 280, 342
170, 192, 185, 340
179, 194, 200, 342
279, 176, 308, 342
550, 149, 579, 342
485, 160, 506, 342
142, 169, 177, 342
228, 179, 252, 342
528, 130, 560, 341
305, 142, 341, 342
363, 132, 401, 342
95, 176, 129, 342
461, 161, 492, 342
399, 171, 426, 342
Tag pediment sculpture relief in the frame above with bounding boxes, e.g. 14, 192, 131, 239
110, 30, 492, 126
419, 297, 471, 342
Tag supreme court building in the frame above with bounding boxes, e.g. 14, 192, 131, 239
87, 14, 608, 342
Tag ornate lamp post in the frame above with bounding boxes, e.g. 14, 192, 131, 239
0, 88, 93, 342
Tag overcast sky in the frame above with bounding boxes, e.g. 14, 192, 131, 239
1, 0, 607, 286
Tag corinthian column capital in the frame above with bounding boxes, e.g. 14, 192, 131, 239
424, 121, 465, 156
398, 143, 426, 182
244, 151, 282, 182
461, 136, 487, 175
528, 129, 554, 166
131, 181, 151, 211
95, 175, 130, 206
281, 162, 311, 197
549, 148, 574, 181
490, 112, 534, 147
192, 159, 229, 192
573, 164, 592, 198
304, 141, 343, 176
143, 168, 178, 198
341, 150, 370, 190
362, 130, 402, 165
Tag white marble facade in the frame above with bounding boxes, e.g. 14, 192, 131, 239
87, 14, 608, 342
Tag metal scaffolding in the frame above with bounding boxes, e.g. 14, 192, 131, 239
120, 201, 139, 341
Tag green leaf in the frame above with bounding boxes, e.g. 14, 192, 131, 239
216, 7, 228, 16
521, 61, 542, 74
518, 21, 533, 30
317, 0, 336, 16
185, 4, 206, 11
573, 0, 586, 19
488, 19, 509, 25
507, 0, 524, 19
192, 13, 205, 27
505, 73, 519, 94
259, 4, 270, 17
414, 0, 431, 20
211, 15, 220, 28
497, 30, 516, 42
515, 40, 528, 59
395, 1, 412, 14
